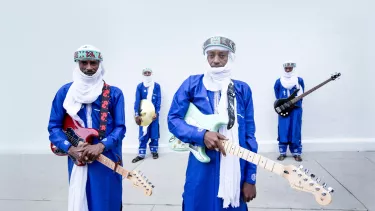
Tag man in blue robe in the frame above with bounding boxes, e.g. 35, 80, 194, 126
132, 68, 161, 163
168, 36, 258, 210
274, 61, 304, 162
47, 45, 126, 211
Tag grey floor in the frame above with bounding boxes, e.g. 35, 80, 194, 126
1, 151, 374, 211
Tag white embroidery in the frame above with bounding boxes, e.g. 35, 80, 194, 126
237, 114, 244, 118
251, 174, 256, 181
64, 140, 69, 145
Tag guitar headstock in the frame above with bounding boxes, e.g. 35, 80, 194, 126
330, 72, 341, 80
283, 164, 334, 206
129, 170, 154, 196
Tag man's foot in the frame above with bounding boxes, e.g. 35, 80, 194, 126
277, 154, 286, 161
293, 155, 302, 162
152, 152, 159, 159
132, 156, 144, 163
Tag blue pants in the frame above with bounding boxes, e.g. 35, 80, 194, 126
279, 141, 302, 156
138, 133, 158, 157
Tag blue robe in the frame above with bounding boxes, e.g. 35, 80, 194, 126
274, 77, 304, 155
134, 82, 161, 156
48, 82, 126, 211
168, 74, 258, 211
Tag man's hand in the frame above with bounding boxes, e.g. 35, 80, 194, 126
242, 183, 256, 202
152, 113, 157, 121
203, 131, 227, 156
68, 142, 88, 163
80, 143, 105, 162
135, 116, 142, 125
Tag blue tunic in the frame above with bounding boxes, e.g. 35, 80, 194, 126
134, 82, 161, 140
48, 82, 126, 211
168, 74, 258, 211
274, 77, 304, 144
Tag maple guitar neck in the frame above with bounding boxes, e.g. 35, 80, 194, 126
222, 140, 285, 175
96, 155, 131, 178
290, 78, 333, 104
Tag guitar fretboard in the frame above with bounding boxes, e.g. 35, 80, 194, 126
222, 140, 285, 175
291, 78, 332, 104
97, 155, 130, 178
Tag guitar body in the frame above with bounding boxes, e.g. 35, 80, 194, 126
273, 89, 299, 117
50, 115, 99, 166
168, 103, 227, 163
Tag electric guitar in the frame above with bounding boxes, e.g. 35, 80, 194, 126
274, 72, 341, 117
50, 115, 154, 196
168, 103, 334, 205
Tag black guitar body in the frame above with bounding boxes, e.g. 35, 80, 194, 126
274, 89, 300, 117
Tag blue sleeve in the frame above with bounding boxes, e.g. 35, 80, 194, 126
155, 84, 161, 114
101, 90, 126, 151
134, 84, 141, 117
299, 77, 305, 93
167, 77, 206, 146
243, 85, 258, 184
47, 88, 71, 153
274, 80, 280, 99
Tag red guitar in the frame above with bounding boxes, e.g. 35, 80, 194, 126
50, 115, 154, 196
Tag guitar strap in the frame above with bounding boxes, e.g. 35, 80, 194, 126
227, 81, 235, 130
98, 82, 123, 172
99, 81, 111, 140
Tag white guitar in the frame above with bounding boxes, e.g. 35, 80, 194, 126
169, 103, 334, 206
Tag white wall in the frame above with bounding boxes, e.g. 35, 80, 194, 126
1, 0, 374, 153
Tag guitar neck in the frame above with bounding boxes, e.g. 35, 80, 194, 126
222, 140, 285, 175
291, 78, 332, 104
96, 155, 130, 178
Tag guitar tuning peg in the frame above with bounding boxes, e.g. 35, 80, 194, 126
328, 187, 334, 193
298, 165, 303, 169
316, 177, 321, 183
151, 185, 155, 188
310, 173, 315, 178
304, 169, 309, 174
322, 182, 327, 188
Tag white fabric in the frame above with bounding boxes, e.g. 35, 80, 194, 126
202, 45, 241, 208
141, 82, 154, 137
280, 68, 303, 96
63, 63, 105, 126
142, 75, 154, 87
68, 161, 88, 211
68, 104, 93, 211
216, 82, 241, 208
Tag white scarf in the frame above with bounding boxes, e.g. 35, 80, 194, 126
280, 69, 303, 96
63, 63, 105, 126
142, 75, 154, 87
64, 63, 105, 211
202, 49, 241, 208
142, 78, 154, 137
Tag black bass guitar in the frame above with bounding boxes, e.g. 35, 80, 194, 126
274, 73, 341, 117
